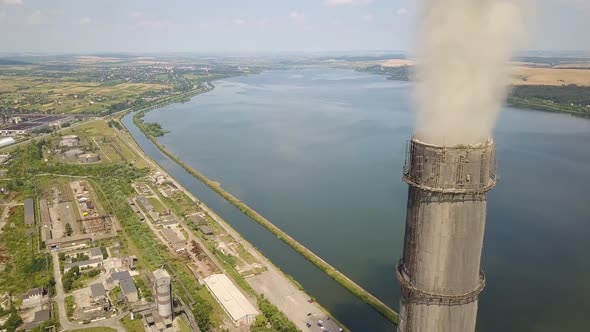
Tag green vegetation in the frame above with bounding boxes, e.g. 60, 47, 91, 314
0, 308, 23, 332
254, 296, 299, 332
100, 246, 108, 259
62, 266, 80, 292
508, 85, 590, 114
147, 196, 166, 213
137, 120, 169, 137
134, 128, 399, 324
134, 276, 153, 302
0, 205, 53, 295
70, 328, 117, 332
359, 65, 410, 81
177, 316, 192, 332
65, 295, 75, 317
65, 222, 73, 236
120, 315, 144, 332
3, 137, 220, 329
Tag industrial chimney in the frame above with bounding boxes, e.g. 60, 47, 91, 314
396, 138, 496, 332
154, 268, 172, 319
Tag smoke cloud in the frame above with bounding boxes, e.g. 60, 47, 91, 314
413, 0, 528, 146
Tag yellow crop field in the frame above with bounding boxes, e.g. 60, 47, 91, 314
512, 66, 590, 86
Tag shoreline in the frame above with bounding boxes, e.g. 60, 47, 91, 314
115, 98, 353, 330
121, 78, 399, 324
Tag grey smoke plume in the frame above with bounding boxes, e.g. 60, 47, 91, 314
413, 0, 528, 146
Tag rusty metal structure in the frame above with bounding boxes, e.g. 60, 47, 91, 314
397, 138, 496, 332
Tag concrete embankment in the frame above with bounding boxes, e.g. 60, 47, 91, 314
134, 117, 400, 324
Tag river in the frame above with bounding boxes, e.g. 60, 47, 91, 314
123, 68, 590, 332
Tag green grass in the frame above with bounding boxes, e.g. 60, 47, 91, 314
65, 295, 75, 318
148, 196, 166, 213
0, 205, 53, 294
177, 316, 192, 332
70, 328, 117, 332
120, 315, 144, 332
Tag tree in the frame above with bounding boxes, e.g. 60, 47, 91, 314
65, 223, 73, 236
192, 298, 212, 331
3, 309, 23, 332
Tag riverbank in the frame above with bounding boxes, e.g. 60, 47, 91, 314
127, 91, 399, 324
115, 112, 350, 331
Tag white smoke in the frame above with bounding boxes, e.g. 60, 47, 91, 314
413, 0, 529, 146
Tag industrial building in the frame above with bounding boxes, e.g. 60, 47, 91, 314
66, 247, 103, 261
64, 257, 103, 273
64, 148, 85, 160
24, 198, 34, 226
396, 139, 496, 332
0, 114, 73, 136
162, 227, 186, 249
203, 274, 258, 326
78, 152, 100, 163
153, 269, 172, 319
0, 137, 15, 148
23, 309, 51, 331
20, 288, 47, 309
90, 283, 106, 299
119, 278, 139, 303
136, 196, 154, 212
60, 135, 80, 147
109, 271, 139, 303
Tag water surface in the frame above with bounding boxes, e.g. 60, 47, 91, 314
131, 68, 590, 332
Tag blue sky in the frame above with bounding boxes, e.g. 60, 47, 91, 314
0, 0, 586, 53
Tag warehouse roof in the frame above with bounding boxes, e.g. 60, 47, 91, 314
162, 228, 184, 245
24, 198, 34, 225
119, 277, 137, 296
203, 274, 258, 323
90, 283, 106, 298
64, 258, 102, 270
88, 247, 103, 258
110, 270, 132, 281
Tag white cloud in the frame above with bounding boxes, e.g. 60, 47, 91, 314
199, 22, 210, 32
396, 8, 408, 16
324, 0, 372, 6
79, 17, 92, 25
289, 11, 306, 25
362, 14, 374, 22
3, 0, 23, 5
129, 11, 144, 18
136, 19, 174, 30
233, 18, 246, 25
27, 11, 49, 25
256, 18, 270, 28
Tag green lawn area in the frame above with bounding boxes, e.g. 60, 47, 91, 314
70, 328, 117, 332
0, 205, 53, 294
120, 315, 145, 332
148, 196, 166, 213
177, 315, 192, 332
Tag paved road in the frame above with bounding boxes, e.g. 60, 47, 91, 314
201, 204, 343, 332
114, 122, 346, 331
51, 252, 127, 332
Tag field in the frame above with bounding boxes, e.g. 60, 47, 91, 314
120, 316, 144, 332
512, 66, 590, 86
0, 206, 53, 294
58, 119, 150, 169
0, 75, 169, 114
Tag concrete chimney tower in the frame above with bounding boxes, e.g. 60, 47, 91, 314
396, 138, 496, 332
154, 268, 172, 319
